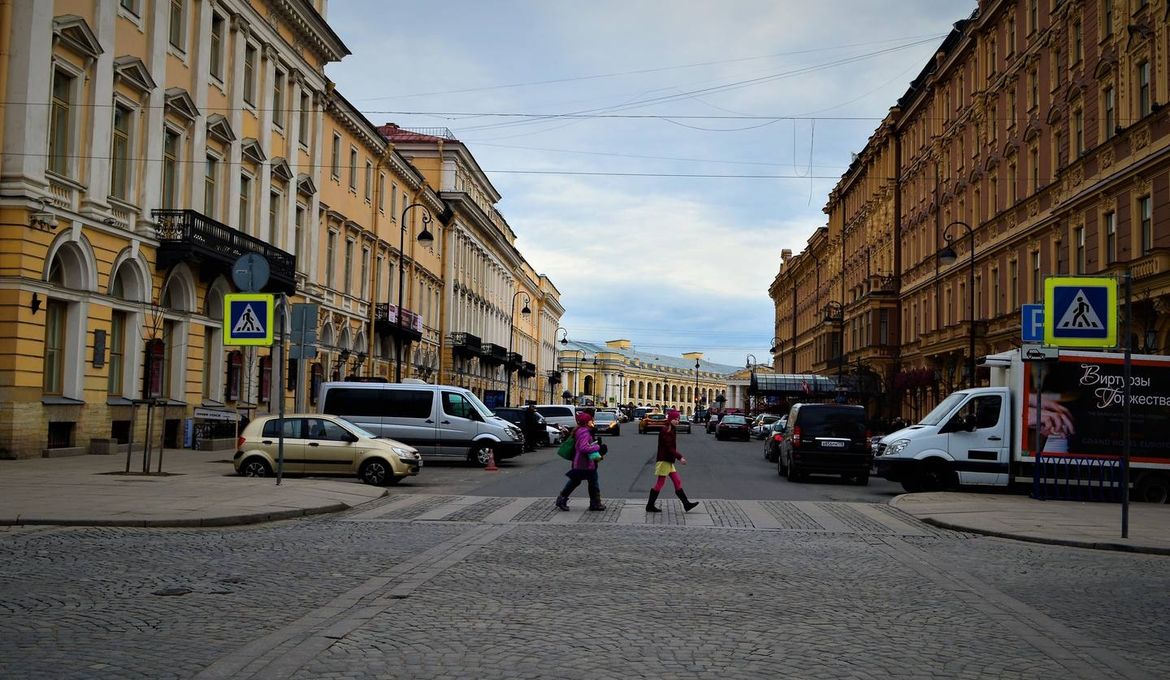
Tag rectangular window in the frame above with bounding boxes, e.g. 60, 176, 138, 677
49, 70, 73, 176
272, 70, 285, 129
364, 160, 373, 201
268, 192, 280, 245
120, 0, 138, 14
1008, 162, 1017, 204
162, 129, 180, 209
1104, 86, 1116, 139
378, 173, 386, 211
210, 14, 224, 79
1029, 67, 1038, 109
294, 205, 306, 265
1074, 226, 1085, 273
239, 175, 252, 232
110, 105, 131, 199
108, 311, 125, 396
343, 239, 354, 295
1031, 252, 1041, 302
259, 356, 271, 403
299, 93, 310, 144
360, 247, 370, 298
204, 156, 217, 217
1074, 109, 1084, 155
1007, 17, 1016, 55
243, 45, 257, 106
168, 0, 185, 50
1139, 195, 1152, 255
1030, 147, 1040, 192
390, 183, 398, 217
975, 274, 982, 319
989, 104, 997, 142
991, 268, 1001, 316
348, 147, 358, 190
201, 326, 214, 399
43, 300, 66, 395
1072, 21, 1082, 62
326, 231, 337, 287
1009, 89, 1018, 127
1138, 62, 1151, 117
1104, 211, 1116, 263
1103, 0, 1113, 36
1009, 260, 1018, 309
331, 133, 341, 179
1028, 0, 1037, 33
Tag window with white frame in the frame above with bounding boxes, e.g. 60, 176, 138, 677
204, 155, 218, 217
1103, 85, 1116, 139
210, 13, 225, 80
161, 129, 180, 209
344, 239, 354, 295
1139, 195, 1152, 255
331, 133, 341, 179
272, 69, 285, 129
365, 160, 373, 201
239, 174, 253, 232
378, 172, 386, 212
295, 205, 306, 269
49, 68, 75, 177
1137, 61, 1151, 118
299, 93, 310, 145
110, 104, 132, 200
360, 247, 370, 298
1104, 211, 1116, 263
349, 147, 358, 190
268, 191, 281, 245
1074, 226, 1085, 273
326, 231, 337, 288
243, 45, 257, 106
120, 0, 139, 15
168, 0, 186, 51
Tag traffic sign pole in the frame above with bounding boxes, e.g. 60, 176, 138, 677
276, 294, 287, 486
1121, 271, 1131, 538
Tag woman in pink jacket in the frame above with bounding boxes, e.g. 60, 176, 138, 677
555, 410, 608, 511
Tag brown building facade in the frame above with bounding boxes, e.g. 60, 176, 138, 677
770, 0, 1170, 421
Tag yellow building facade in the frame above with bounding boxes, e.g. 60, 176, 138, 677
0, 0, 561, 458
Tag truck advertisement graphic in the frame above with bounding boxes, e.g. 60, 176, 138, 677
1026, 355, 1170, 462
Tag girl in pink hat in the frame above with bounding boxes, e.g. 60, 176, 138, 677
647, 409, 699, 513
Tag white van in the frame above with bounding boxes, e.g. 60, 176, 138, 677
534, 404, 578, 429
319, 382, 524, 466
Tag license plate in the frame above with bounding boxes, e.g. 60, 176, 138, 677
820, 440, 846, 448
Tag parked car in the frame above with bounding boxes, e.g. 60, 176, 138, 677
632, 406, 656, 422
638, 413, 669, 434
778, 403, 870, 485
492, 407, 551, 447
593, 410, 621, 436
319, 382, 523, 466
716, 414, 751, 441
534, 404, 578, 430
763, 417, 788, 462
676, 414, 693, 434
751, 414, 781, 439
706, 414, 721, 434
234, 414, 421, 485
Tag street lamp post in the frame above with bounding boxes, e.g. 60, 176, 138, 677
938, 220, 976, 389
745, 353, 757, 412
823, 301, 845, 400
504, 291, 531, 406
693, 358, 700, 415
395, 203, 434, 383
769, 336, 783, 372
617, 371, 624, 406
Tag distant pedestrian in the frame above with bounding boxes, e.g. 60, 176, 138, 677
521, 403, 542, 452
646, 409, 699, 513
555, 410, 608, 512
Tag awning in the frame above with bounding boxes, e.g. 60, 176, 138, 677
749, 373, 840, 396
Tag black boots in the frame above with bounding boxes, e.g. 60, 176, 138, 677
555, 495, 569, 511
646, 489, 661, 513
676, 489, 700, 512
588, 491, 606, 511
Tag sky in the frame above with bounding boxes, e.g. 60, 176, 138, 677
325, 0, 978, 366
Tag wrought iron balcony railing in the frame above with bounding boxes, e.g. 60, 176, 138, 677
152, 209, 295, 293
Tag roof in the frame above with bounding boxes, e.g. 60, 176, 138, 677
377, 124, 458, 143
560, 340, 741, 376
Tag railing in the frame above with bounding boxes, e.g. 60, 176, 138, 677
151, 209, 296, 291
506, 351, 523, 367
451, 332, 482, 355
520, 361, 537, 377
48, 176, 75, 210
482, 343, 507, 363
1032, 455, 1121, 502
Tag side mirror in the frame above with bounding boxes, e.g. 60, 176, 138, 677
343, 432, 359, 443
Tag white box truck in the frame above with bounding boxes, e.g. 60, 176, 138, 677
873, 348, 1170, 502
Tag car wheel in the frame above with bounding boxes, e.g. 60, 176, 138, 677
786, 458, 802, 482
912, 462, 956, 492
468, 444, 494, 467
776, 453, 785, 477
239, 457, 272, 478
359, 459, 392, 486
1135, 473, 1170, 504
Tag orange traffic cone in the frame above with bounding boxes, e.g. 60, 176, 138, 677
484, 450, 499, 472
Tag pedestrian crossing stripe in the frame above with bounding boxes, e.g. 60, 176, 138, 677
1043, 277, 1117, 348
224, 293, 275, 346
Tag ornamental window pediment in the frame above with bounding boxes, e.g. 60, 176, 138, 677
241, 138, 266, 165
270, 156, 293, 182
164, 87, 199, 125
296, 173, 316, 196
53, 15, 103, 62
113, 55, 155, 94
206, 113, 236, 144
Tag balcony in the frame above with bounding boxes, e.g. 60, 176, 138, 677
451, 332, 482, 358
506, 352, 523, 370
520, 361, 537, 377
481, 343, 507, 365
152, 209, 295, 293
545, 369, 561, 385
374, 304, 422, 343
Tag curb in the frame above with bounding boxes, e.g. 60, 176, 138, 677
890, 495, 1170, 557
0, 503, 351, 529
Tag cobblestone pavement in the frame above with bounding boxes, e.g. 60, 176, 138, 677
2, 498, 1166, 679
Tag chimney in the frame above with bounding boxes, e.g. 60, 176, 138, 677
781, 249, 793, 263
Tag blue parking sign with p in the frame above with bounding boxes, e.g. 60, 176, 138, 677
1021, 304, 1045, 343
224, 293, 274, 346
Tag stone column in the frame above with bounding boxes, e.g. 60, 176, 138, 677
0, 0, 52, 193
82, 0, 117, 215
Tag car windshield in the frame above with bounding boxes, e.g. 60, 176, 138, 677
648, 415, 665, 421
919, 392, 967, 426
722, 415, 747, 424
465, 391, 495, 419
594, 412, 616, 422
339, 419, 377, 439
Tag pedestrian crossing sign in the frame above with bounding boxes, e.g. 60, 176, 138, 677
1043, 277, 1117, 348
224, 293, 274, 346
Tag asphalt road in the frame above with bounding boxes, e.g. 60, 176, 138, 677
387, 423, 903, 502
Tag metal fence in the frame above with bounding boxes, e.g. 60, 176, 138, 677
1032, 455, 1121, 502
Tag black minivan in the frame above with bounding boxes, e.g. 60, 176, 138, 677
778, 403, 870, 485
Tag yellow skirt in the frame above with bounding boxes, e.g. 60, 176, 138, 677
653, 461, 677, 477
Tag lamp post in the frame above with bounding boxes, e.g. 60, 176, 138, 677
769, 336, 784, 372
938, 221, 976, 389
617, 371, 624, 407
745, 353, 757, 412
395, 203, 434, 383
693, 358, 700, 415
504, 291, 531, 406
823, 301, 845, 400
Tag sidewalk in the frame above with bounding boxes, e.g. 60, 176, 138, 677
0, 448, 386, 527
894, 492, 1170, 555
